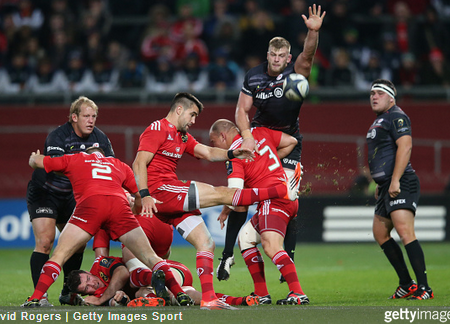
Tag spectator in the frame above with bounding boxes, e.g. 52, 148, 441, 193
61, 51, 93, 93
11, 0, 43, 30
419, 48, 450, 86
118, 56, 146, 89
173, 20, 209, 68
90, 57, 119, 93
24, 36, 45, 71
179, 53, 208, 92
0, 51, 31, 93
203, 0, 233, 44
207, 49, 239, 90
379, 33, 402, 84
322, 0, 351, 48
208, 18, 241, 64
326, 48, 355, 87
355, 51, 391, 90
106, 40, 129, 71
48, 30, 72, 70
385, 2, 416, 54
170, 3, 203, 43
398, 52, 418, 88
145, 57, 184, 93
28, 57, 66, 93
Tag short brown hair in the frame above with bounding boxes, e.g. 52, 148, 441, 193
66, 270, 88, 293
268, 37, 291, 53
170, 92, 204, 114
68, 96, 99, 123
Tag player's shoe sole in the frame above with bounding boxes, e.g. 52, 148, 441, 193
151, 269, 171, 305
277, 291, 309, 305
241, 295, 259, 306
216, 255, 235, 281
127, 297, 165, 307
59, 292, 85, 306
200, 299, 238, 310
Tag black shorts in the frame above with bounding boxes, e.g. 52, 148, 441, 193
375, 173, 420, 219
280, 134, 303, 170
26, 181, 76, 223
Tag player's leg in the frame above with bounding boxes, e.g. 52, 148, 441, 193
238, 220, 272, 304
30, 217, 56, 287
193, 181, 290, 209
22, 224, 92, 307
391, 209, 433, 300
373, 213, 416, 298
281, 215, 297, 283
119, 227, 191, 305
217, 207, 248, 281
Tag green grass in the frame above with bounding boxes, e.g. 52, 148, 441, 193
1, 243, 449, 323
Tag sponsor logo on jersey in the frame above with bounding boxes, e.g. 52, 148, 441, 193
390, 199, 406, 206
176, 147, 180, 152
80, 144, 85, 150
255, 92, 273, 100
366, 129, 376, 139
100, 271, 109, 282
225, 160, 233, 175
181, 134, 188, 143
93, 143, 99, 147
47, 146, 64, 153
282, 158, 298, 165
274, 87, 283, 98
162, 150, 182, 158
100, 257, 115, 267
36, 207, 53, 214
167, 134, 173, 140
252, 188, 259, 195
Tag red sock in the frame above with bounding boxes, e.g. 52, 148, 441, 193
231, 184, 286, 206
272, 250, 303, 294
30, 261, 61, 301
215, 293, 242, 305
129, 267, 152, 287
242, 247, 269, 296
152, 261, 183, 296
196, 251, 216, 302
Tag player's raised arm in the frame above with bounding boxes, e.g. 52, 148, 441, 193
277, 133, 298, 159
295, 4, 326, 77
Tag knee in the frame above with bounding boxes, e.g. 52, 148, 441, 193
34, 236, 55, 254
196, 237, 215, 253
261, 240, 278, 259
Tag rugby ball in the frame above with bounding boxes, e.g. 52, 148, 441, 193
283, 73, 309, 101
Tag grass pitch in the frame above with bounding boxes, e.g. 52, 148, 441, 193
1, 242, 449, 323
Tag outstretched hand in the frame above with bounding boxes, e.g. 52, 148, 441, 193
302, 4, 326, 31
233, 148, 255, 161
140, 196, 162, 218
29, 149, 43, 169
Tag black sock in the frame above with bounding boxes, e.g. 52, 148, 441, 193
284, 216, 298, 261
30, 251, 49, 288
222, 211, 247, 258
405, 239, 429, 289
380, 238, 412, 286
61, 252, 83, 293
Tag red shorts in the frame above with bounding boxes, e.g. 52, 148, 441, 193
151, 180, 201, 227
69, 195, 140, 241
251, 199, 298, 237
167, 260, 193, 286
137, 215, 174, 258
93, 228, 110, 250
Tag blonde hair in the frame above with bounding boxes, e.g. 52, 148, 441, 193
68, 96, 99, 123
268, 37, 291, 53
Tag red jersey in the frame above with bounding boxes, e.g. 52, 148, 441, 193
226, 127, 286, 188
89, 256, 125, 297
43, 152, 138, 205
137, 118, 199, 192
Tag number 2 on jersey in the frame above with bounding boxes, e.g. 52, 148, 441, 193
91, 163, 112, 180
259, 145, 280, 171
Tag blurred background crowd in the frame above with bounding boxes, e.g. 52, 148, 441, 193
0, 0, 449, 95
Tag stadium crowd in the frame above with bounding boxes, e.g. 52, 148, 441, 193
0, 0, 449, 94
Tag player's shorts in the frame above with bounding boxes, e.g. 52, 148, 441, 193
375, 172, 420, 219
26, 181, 75, 223
280, 132, 302, 170
151, 180, 201, 227
250, 199, 298, 237
69, 195, 140, 240
93, 228, 110, 250
137, 215, 174, 258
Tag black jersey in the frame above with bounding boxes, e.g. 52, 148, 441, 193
366, 105, 414, 184
30, 122, 114, 194
242, 62, 303, 136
